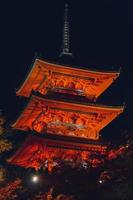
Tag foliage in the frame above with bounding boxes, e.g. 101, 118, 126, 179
0, 166, 6, 183
0, 139, 12, 153
55, 194, 75, 200
100, 179, 133, 200
34, 189, 75, 200
98, 132, 133, 199
0, 112, 12, 153
0, 115, 6, 135
0, 179, 23, 200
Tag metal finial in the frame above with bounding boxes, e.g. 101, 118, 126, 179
60, 3, 72, 57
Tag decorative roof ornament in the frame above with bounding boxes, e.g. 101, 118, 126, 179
60, 3, 73, 57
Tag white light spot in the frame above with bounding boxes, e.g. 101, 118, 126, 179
32, 175, 39, 183
99, 180, 103, 184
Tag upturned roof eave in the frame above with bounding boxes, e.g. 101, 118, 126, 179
32, 91, 125, 112
36, 57, 121, 75
16, 56, 120, 97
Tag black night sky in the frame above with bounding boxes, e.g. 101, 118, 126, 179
0, 0, 133, 142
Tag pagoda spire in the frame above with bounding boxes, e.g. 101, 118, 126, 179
60, 3, 72, 57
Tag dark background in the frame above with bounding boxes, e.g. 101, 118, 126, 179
0, 0, 132, 142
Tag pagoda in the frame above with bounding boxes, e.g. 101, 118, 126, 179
8, 4, 124, 171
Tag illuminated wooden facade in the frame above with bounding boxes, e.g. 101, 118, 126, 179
12, 95, 124, 140
16, 59, 120, 101
9, 57, 124, 170
9, 56, 124, 170
8, 135, 107, 171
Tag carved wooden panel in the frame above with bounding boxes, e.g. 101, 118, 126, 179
32, 108, 99, 140
16, 59, 120, 100
12, 95, 124, 140
8, 135, 107, 171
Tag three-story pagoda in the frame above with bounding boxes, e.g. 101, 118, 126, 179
8, 4, 124, 171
